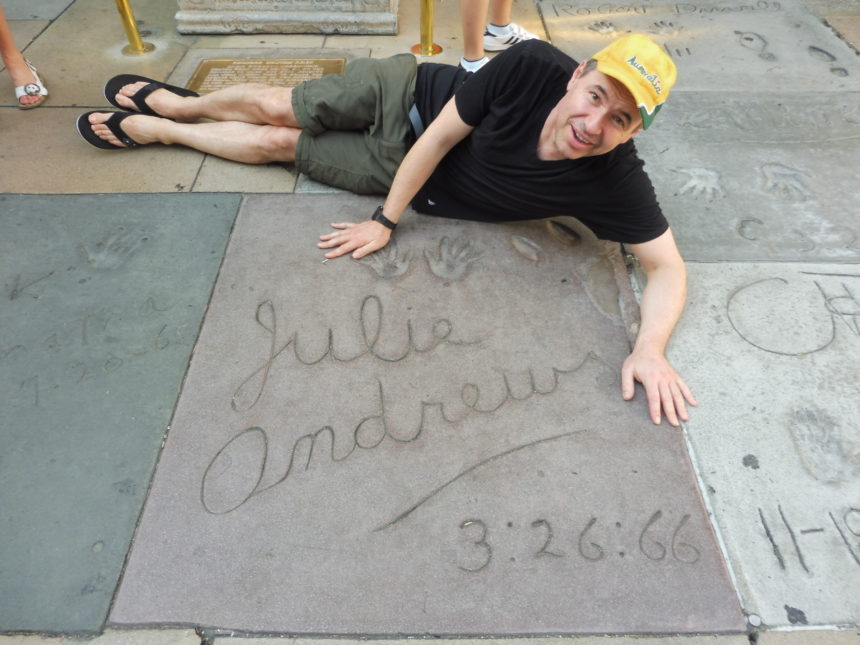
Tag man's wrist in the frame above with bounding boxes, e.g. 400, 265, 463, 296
371, 205, 397, 231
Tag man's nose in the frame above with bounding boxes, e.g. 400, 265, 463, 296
583, 109, 606, 135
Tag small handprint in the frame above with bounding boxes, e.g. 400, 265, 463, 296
82, 227, 150, 270
734, 31, 776, 61
649, 20, 681, 35
424, 237, 483, 281
761, 162, 812, 201
675, 167, 725, 201
588, 21, 616, 35
788, 407, 860, 484
358, 239, 413, 279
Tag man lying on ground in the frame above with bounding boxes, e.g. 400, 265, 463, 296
77, 34, 697, 427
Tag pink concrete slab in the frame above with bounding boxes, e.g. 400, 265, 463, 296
0, 108, 203, 194
110, 194, 744, 635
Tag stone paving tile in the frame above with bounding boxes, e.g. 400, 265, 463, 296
2, 0, 74, 20
110, 194, 742, 635
632, 91, 860, 263
662, 262, 860, 627
0, 194, 240, 632
539, 0, 859, 92
758, 630, 860, 643
19, 0, 194, 107
212, 638, 751, 645
192, 158, 297, 193
0, 630, 199, 645
827, 14, 860, 48
0, 107, 205, 194
328, 0, 546, 64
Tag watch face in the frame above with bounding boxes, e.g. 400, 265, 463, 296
24, 83, 41, 96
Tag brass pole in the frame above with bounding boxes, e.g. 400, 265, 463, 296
115, 0, 155, 56
411, 0, 442, 56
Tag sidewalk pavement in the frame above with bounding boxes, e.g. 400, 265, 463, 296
1, 0, 859, 642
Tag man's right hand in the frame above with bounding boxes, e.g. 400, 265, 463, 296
318, 220, 392, 259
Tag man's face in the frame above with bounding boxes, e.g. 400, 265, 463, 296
539, 62, 643, 161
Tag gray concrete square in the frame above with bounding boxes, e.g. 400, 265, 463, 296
110, 194, 743, 635
663, 262, 860, 627
538, 0, 860, 91
0, 194, 240, 632
632, 91, 860, 262
2, 0, 74, 20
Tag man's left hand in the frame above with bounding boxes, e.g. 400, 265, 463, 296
318, 220, 392, 259
621, 349, 697, 427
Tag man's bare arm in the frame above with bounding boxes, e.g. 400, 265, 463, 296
318, 97, 474, 259
622, 227, 697, 426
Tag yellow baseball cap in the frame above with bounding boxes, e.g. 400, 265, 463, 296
592, 34, 678, 130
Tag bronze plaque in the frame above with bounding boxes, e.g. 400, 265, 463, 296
187, 58, 346, 93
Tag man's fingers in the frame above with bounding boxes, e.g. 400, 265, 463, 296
679, 378, 698, 406
646, 385, 662, 426
661, 382, 681, 427
620, 365, 635, 401
352, 239, 384, 259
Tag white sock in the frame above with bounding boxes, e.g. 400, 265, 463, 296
487, 23, 512, 36
460, 56, 489, 72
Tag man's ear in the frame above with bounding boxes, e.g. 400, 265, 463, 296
567, 60, 588, 90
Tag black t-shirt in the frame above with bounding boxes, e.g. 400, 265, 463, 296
412, 40, 668, 244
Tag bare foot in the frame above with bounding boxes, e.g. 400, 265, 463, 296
115, 81, 187, 117
87, 112, 160, 147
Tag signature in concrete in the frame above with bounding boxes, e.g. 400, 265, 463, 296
202, 352, 599, 515
230, 295, 483, 412
727, 272, 860, 356
453, 509, 701, 573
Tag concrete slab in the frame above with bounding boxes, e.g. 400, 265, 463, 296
326, 0, 546, 64
294, 173, 346, 193
110, 194, 743, 635
662, 262, 860, 627
0, 194, 239, 632
17, 0, 193, 107
211, 638, 752, 645
0, 630, 200, 645
2, 0, 74, 21
631, 91, 860, 263
758, 630, 860, 643
0, 108, 205, 194
192, 157, 297, 193
827, 14, 860, 49
538, 0, 860, 92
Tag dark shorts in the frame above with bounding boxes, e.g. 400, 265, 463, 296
292, 54, 418, 194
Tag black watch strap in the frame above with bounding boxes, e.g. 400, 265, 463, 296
371, 205, 397, 231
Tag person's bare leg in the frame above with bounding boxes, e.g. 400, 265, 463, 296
460, 0, 490, 62
114, 82, 300, 126
87, 112, 301, 163
0, 4, 42, 106
488, 0, 512, 29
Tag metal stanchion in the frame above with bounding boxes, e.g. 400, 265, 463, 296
411, 0, 442, 56
115, 0, 155, 56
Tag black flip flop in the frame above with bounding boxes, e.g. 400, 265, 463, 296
76, 111, 142, 150
103, 74, 199, 117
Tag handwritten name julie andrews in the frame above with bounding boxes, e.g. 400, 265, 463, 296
200, 295, 596, 515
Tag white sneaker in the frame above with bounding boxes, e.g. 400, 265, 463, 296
483, 22, 540, 51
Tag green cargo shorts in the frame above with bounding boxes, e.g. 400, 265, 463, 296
292, 54, 418, 195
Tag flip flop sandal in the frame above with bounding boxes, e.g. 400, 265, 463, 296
15, 58, 48, 110
104, 74, 199, 118
76, 111, 143, 150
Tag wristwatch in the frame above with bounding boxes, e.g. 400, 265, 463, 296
371, 205, 397, 231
